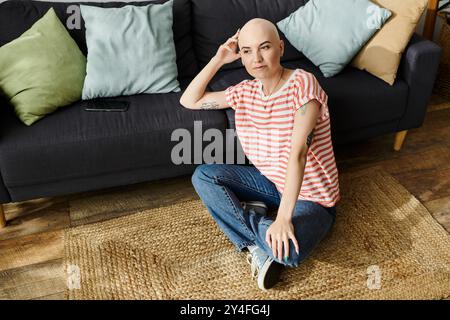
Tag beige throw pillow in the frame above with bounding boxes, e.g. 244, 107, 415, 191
351, 0, 428, 85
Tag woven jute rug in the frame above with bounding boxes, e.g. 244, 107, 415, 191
64, 167, 450, 299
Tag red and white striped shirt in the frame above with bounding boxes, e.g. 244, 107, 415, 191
225, 68, 340, 207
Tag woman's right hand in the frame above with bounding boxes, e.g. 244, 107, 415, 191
214, 29, 241, 65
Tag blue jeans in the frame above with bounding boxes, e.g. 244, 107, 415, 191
191, 164, 337, 267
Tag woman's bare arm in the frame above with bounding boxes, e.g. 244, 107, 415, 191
179, 29, 241, 110
179, 57, 228, 110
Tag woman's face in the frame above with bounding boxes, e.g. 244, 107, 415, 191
238, 27, 284, 80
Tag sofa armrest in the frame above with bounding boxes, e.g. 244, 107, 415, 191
397, 33, 442, 130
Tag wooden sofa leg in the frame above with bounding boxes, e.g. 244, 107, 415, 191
0, 204, 5, 229
394, 130, 408, 151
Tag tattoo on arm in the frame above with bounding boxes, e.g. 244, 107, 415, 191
200, 101, 220, 110
306, 128, 314, 148
300, 104, 307, 115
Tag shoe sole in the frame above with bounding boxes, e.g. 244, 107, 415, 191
257, 259, 283, 290
243, 201, 268, 210
241, 201, 268, 216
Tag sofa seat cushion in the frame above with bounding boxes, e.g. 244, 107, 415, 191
0, 91, 227, 189
209, 59, 409, 134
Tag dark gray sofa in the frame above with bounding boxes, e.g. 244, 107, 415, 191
0, 0, 442, 227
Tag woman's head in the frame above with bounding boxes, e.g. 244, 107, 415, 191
237, 18, 284, 80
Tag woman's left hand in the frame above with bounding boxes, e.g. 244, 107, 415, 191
266, 216, 300, 262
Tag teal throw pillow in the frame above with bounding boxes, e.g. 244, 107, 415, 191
277, 0, 392, 77
80, 1, 180, 99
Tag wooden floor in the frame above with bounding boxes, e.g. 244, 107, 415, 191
0, 95, 449, 300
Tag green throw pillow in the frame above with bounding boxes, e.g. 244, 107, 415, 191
0, 8, 86, 126
277, 0, 392, 77
80, 2, 180, 100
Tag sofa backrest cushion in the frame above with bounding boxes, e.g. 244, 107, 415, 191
191, 0, 309, 71
0, 0, 199, 80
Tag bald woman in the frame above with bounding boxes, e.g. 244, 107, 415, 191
180, 19, 340, 291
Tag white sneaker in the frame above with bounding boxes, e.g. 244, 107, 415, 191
246, 247, 283, 290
